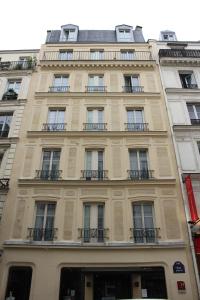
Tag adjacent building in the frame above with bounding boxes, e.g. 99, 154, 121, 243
0, 49, 38, 222
153, 32, 200, 278
0, 25, 198, 300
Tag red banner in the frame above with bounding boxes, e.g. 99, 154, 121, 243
185, 175, 198, 222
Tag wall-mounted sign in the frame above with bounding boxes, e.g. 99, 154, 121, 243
173, 261, 185, 273
177, 281, 186, 291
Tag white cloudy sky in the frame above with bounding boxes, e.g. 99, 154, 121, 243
0, 0, 200, 50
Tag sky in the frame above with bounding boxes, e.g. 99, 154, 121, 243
0, 0, 200, 50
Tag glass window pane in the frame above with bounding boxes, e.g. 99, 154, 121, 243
98, 151, 103, 171
187, 105, 195, 119
127, 111, 134, 123
84, 205, 90, 228
129, 150, 138, 170
57, 111, 65, 123
131, 76, 139, 86
135, 110, 143, 123
139, 150, 148, 170
98, 205, 104, 229
87, 110, 93, 123
86, 151, 92, 169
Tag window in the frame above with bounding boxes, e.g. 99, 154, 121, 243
124, 75, 142, 93
33, 202, 56, 241
119, 29, 131, 41
51, 75, 69, 92
83, 203, 105, 242
83, 149, 105, 180
197, 141, 200, 154
187, 103, 200, 124
59, 50, 73, 60
132, 202, 157, 243
179, 71, 197, 89
7, 79, 21, 94
129, 149, 151, 179
0, 114, 12, 137
87, 75, 104, 92
39, 149, 61, 180
85, 108, 105, 130
90, 50, 104, 60
45, 109, 65, 131
63, 29, 75, 41
126, 109, 146, 131
120, 50, 134, 60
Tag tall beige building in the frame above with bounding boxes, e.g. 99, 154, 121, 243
0, 24, 198, 300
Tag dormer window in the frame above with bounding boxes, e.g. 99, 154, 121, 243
160, 31, 177, 41
116, 25, 134, 42
60, 24, 79, 42
63, 29, 75, 41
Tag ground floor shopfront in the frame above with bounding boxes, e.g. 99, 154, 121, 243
0, 246, 198, 300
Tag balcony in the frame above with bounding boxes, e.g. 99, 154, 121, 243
190, 119, 200, 125
130, 227, 160, 243
159, 49, 200, 58
42, 123, 67, 131
27, 227, 57, 241
125, 123, 148, 131
184, 84, 198, 89
123, 86, 144, 93
42, 51, 153, 61
2, 89, 18, 101
0, 130, 9, 138
49, 86, 70, 92
0, 178, 9, 190
35, 170, 62, 180
0, 60, 35, 71
128, 170, 154, 180
78, 228, 108, 243
81, 170, 108, 180
83, 123, 107, 131
86, 86, 106, 93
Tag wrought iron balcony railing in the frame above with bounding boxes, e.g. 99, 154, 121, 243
42, 123, 67, 131
35, 170, 62, 180
159, 49, 200, 58
81, 170, 108, 180
49, 86, 70, 92
125, 123, 149, 131
0, 60, 35, 71
0, 130, 9, 137
128, 170, 154, 180
130, 227, 160, 243
191, 119, 200, 125
182, 83, 198, 89
0, 178, 9, 189
42, 51, 153, 61
123, 86, 144, 93
83, 123, 107, 131
27, 227, 57, 241
78, 228, 109, 243
86, 86, 106, 92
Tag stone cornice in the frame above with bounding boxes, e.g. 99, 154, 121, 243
173, 125, 200, 131
35, 91, 161, 99
160, 57, 200, 67
39, 61, 156, 69
165, 88, 200, 95
27, 130, 168, 138
3, 240, 186, 250
18, 178, 176, 187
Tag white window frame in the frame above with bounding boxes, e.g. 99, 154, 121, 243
41, 149, 61, 171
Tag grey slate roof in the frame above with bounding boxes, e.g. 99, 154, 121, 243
46, 29, 145, 43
